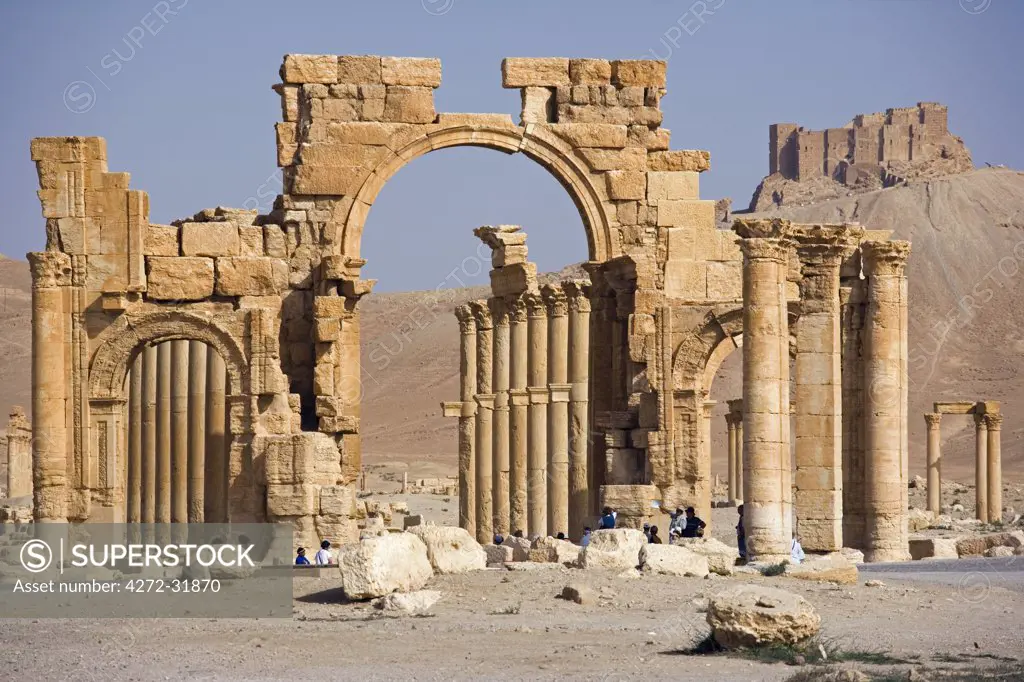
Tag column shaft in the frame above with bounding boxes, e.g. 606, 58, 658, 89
544, 285, 570, 537
840, 280, 867, 548
924, 413, 942, 514
974, 414, 989, 523
204, 348, 227, 523
727, 416, 737, 502
455, 305, 477, 536
128, 354, 143, 522
508, 297, 529, 534
490, 300, 511, 536
187, 340, 207, 523
472, 301, 494, 544
526, 292, 549, 537
862, 241, 911, 562
156, 342, 172, 523
141, 345, 157, 524
740, 236, 792, 561
699, 400, 715, 526
565, 281, 591, 540
170, 340, 189, 523
986, 413, 1002, 522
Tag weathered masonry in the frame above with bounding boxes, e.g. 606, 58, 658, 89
30, 54, 912, 561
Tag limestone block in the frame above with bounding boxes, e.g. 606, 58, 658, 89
908, 537, 959, 560
782, 555, 858, 585
373, 589, 442, 614
605, 171, 646, 200
553, 123, 628, 148
569, 58, 611, 84
145, 257, 214, 300
407, 526, 487, 574
578, 147, 647, 172
263, 225, 288, 257
383, 86, 435, 124
618, 86, 645, 107
559, 105, 630, 125
483, 543, 514, 565
181, 222, 240, 257
639, 543, 710, 577
647, 171, 699, 201
647, 150, 711, 172
215, 257, 288, 296
337, 55, 382, 84
338, 533, 433, 600
261, 435, 313, 484
266, 483, 316, 516
611, 60, 667, 87
237, 226, 264, 257
530, 537, 581, 565
628, 125, 671, 150
144, 224, 178, 256
578, 529, 645, 570
657, 199, 716, 228
664, 260, 707, 299
504, 536, 532, 562
706, 261, 742, 300
282, 54, 338, 84
706, 586, 821, 649
320, 98, 361, 122
521, 87, 555, 124
381, 57, 441, 87
317, 485, 355, 517
298, 142, 391, 172
956, 531, 1024, 557
502, 58, 570, 87
675, 537, 739, 575
326, 122, 414, 146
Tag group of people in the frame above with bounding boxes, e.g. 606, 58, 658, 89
295, 540, 335, 565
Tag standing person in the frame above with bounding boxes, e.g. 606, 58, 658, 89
791, 533, 805, 564
598, 507, 616, 529
314, 540, 333, 565
679, 507, 706, 538
648, 526, 663, 544
669, 507, 686, 540
642, 523, 652, 542
580, 527, 593, 547
736, 504, 747, 562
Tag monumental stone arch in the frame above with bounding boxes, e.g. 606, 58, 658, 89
29, 54, 914, 561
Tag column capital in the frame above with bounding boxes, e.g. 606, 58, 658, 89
733, 217, 795, 240
469, 299, 493, 330
488, 297, 510, 326
984, 413, 1003, 431
562, 279, 592, 313
862, 240, 911, 277
541, 283, 569, 317
701, 400, 716, 419
974, 412, 989, 430
28, 251, 72, 288
524, 291, 546, 319
796, 242, 847, 271
924, 412, 942, 429
455, 303, 477, 334
507, 295, 529, 323
739, 237, 792, 263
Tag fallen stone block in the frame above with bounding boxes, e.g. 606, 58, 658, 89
558, 584, 596, 605
338, 533, 432, 600
530, 537, 581, 565
956, 531, 1024, 557
706, 585, 821, 649
578, 529, 645, 570
675, 537, 740, 575
372, 589, 442, 615
783, 555, 858, 585
504, 536, 532, 562
639, 543, 709, 577
908, 537, 959, 560
483, 543, 514, 565
407, 526, 487, 574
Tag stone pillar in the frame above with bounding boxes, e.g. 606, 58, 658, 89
924, 413, 942, 514
471, 301, 494, 544
490, 298, 511, 536
700, 399, 716, 525
170, 340, 189, 524
726, 413, 738, 503
5, 408, 33, 500
187, 341, 207, 523
141, 345, 157, 524
564, 281, 591, 540
861, 240, 911, 562
840, 276, 867, 548
204, 348, 227, 523
974, 413, 989, 523
526, 291, 549, 537
543, 284, 570, 538
738, 232, 792, 561
156, 342, 172, 523
28, 252, 70, 521
508, 297, 529, 535
986, 413, 1002, 523
794, 242, 845, 551
128, 354, 143, 522
736, 418, 744, 495
455, 305, 477, 536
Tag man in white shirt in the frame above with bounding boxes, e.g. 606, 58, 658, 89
314, 540, 333, 565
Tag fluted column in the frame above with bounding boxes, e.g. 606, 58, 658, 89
490, 298, 511, 536
28, 252, 70, 521
187, 341, 207, 522
141, 345, 157, 524
471, 301, 494, 544
840, 277, 867, 548
128, 354, 143, 522
726, 413, 738, 503
925, 413, 942, 514
564, 281, 591, 540
861, 240, 911, 562
739, 234, 792, 561
974, 413, 989, 523
155, 343, 173, 523
794, 242, 845, 551
543, 284, 570, 538
455, 304, 478, 536
170, 340, 189, 523
700, 399, 716, 525
986, 413, 1002, 522
204, 348, 227, 523
526, 291, 549, 537
508, 296, 529, 535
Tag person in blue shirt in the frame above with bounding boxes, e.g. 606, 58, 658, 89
598, 506, 616, 529
580, 527, 593, 547
295, 547, 310, 565
679, 507, 706, 538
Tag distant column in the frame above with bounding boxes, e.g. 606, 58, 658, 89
564, 281, 591, 540
526, 291, 549, 537
986, 413, 1003, 522
141, 345, 157, 524
471, 301, 494, 544
508, 296, 529, 535
974, 412, 989, 523
128, 354, 143, 523
204, 348, 227, 523
862, 240, 911, 562
924, 413, 942, 514
455, 305, 478, 536
726, 413, 738, 503
543, 284, 570, 538
490, 298, 511, 536
700, 399, 716, 526
156, 342, 172, 523
187, 341, 207, 523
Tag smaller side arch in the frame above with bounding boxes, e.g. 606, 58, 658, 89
89, 309, 250, 400
673, 308, 744, 396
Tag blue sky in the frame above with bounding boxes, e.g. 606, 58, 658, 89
2, 0, 1020, 291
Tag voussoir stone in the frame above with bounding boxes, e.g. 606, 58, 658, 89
578, 529, 645, 570
337, 532, 432, 600
407, 526, 487, 574
706, 585, 821, 649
